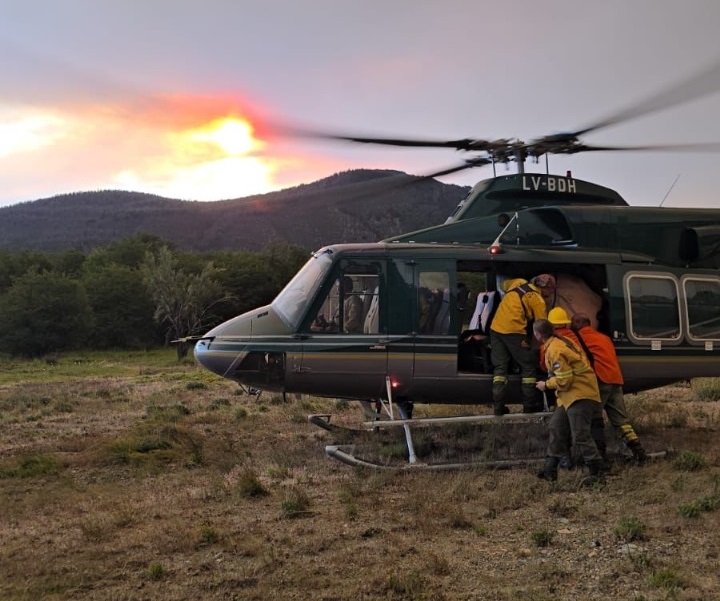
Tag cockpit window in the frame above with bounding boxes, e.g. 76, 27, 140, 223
272, 251, 333, 328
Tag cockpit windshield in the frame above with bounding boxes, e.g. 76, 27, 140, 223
272, 249, 334, 328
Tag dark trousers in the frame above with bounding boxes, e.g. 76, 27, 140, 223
491, 331, 539, 409
547, 399, 603, 465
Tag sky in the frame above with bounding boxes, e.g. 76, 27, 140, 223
1, 1, 720, 209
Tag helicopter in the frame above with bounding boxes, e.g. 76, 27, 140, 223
192, 62, 720, 468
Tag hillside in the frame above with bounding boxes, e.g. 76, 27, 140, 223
0, 170, 469, 252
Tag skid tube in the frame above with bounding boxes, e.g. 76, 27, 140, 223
309, 376, 556, 470
325, 445, 546, 471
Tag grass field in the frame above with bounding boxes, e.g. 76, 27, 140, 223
1, 350, 719, 600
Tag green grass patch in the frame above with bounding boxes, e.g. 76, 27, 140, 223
0, 348, 194, 385
677, 493, 720, 518
0, 454, 60, 479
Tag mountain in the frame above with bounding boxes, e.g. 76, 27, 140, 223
0, 170, 470, 252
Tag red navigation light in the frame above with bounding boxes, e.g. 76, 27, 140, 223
389, 377, 400, 388
490, 244, 503, 255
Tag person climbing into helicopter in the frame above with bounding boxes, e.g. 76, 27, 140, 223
533, 319, 607, 486
531, 273, 557, 306
571, 313, 649, 465
543, 307, 607, 468
489, 275, 549, 415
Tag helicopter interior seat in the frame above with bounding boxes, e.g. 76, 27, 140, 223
432, 288, 452, 335
363, 286, 379, 334
419, 288, 445, 333
458, 290, 497, 373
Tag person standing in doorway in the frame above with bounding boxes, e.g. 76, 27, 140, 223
489, 276, 548, 415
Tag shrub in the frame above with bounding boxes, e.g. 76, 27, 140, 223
147, 562, 165, 580
281, 486, 310, 518
672, 451, 706, 472
615, 517, 646, 542
691, 377, 720, 401
198, 524, 220, 546
647, 567, 687, 591
237, 468, 267, 498
531, 528, 554, 548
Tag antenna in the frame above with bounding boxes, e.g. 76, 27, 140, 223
488, 212, 519, 254
659, 174, 681, 207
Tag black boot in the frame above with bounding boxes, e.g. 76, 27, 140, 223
559, 454, 574, 470
580, 460, 608, 487
537, 456, 559, 481
627, 440, 648, 465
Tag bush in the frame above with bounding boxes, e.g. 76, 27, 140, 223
672, 451, 706, 472
281, 486, 310, 518
237, 468, 267, 498
531, 528, 554, 547
691, 377, 720, 401
615, 516, 646, 542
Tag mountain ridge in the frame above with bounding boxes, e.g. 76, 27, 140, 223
0, 169, 470, 252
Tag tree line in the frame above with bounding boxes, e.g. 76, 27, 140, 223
0, 234, 309, 358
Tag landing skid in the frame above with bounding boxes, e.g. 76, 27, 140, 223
307, 413, 366, 434
307, 377, 556, 470
325, 444, 545, 471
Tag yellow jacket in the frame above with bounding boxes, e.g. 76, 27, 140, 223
490, 279, 547, 335
543, 335, 601, 408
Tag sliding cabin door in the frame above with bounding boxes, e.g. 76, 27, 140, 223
385, 258, 458, 403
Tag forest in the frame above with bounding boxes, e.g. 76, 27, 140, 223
0, 234, 309, 358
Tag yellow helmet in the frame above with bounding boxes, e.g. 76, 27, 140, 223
548, 307, 571, 326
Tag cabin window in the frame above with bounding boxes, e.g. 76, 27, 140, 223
308, 264, 381, 334
626, 274, 681, 341
273, 251, 333, 328
684, 277, 720, 341
417, 271, 451, 334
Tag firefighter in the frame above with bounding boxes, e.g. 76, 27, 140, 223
571, 313, 648, 465
489, 276, 548, 415
546, 307, 608, 466
534, 318, 607, 485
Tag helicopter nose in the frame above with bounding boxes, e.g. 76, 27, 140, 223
193, 336, 246, 379
193, 311, 254, 378
193, 304, 291, 385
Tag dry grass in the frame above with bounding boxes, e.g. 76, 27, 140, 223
1, 352, 719, 600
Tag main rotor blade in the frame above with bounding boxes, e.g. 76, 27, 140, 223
414, 157, 493, 179
567, 141, 720, 154
572, 58, 720, 137
276, 124, 496, 151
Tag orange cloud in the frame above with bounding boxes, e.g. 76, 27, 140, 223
0, 93, 349, 203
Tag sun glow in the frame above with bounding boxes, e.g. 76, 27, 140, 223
187, 117, 265, 156
110, 114, 286, 201
0, 111, 67, 158
0, 98, 340, 205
